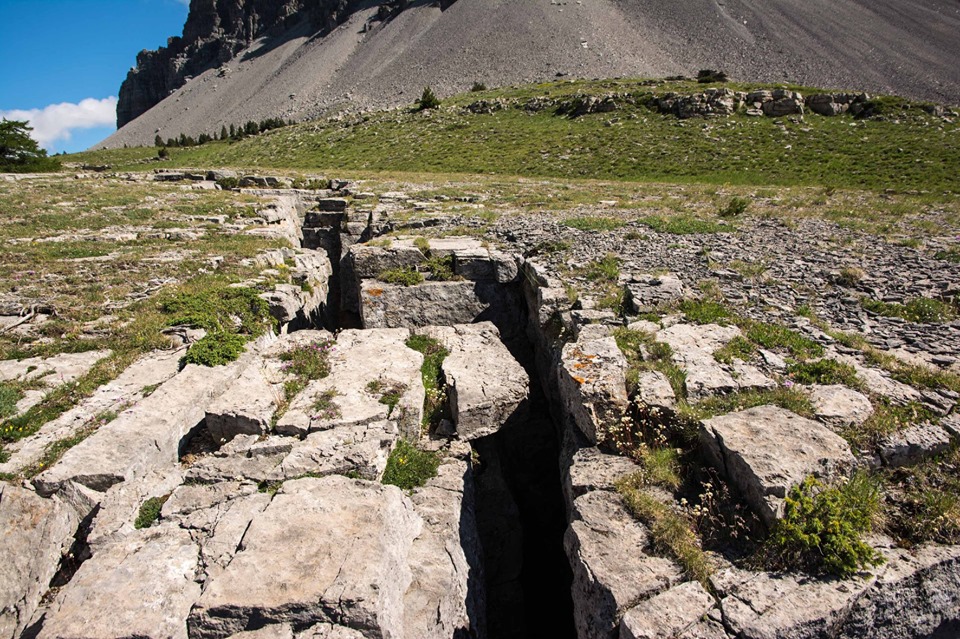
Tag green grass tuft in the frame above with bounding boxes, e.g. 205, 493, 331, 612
787, 359, 862, 387
379, 267, 424, 286
382, 439, 441, 490
563, 216, 624, 232
862, 297, 957, 324
183, 331, 247, 367
134, 494, 171, 529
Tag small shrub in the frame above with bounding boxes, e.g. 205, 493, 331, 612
183, 331, 247, 367
367, 380, 408, 417
379, 267, 424, 286
596, 284, 626, 314
836, 267, 865, 287
765, 475, 884, 578
417, 86, 441, 111
697, 69, 729, 83
134, 494, 171, 529
718, 197, 749, 218
161, 286, 273, 336
423, 254, 457, 281
406, 334, 450, 428
382, 440, 441, 490
216, 176, 240, 190
413, 237, 431, 253
279, 339, 334, 381
934, 248, 960, 263
787, 359, 861, 387
157, 147, 169, 159
471, 82, 487, 92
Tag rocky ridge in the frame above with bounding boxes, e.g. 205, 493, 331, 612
105, 0, 960, 147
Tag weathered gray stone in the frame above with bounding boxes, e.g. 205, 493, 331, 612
0, 485, 78, 639
563, 447, 640, 509
558, 330, 629, 445
349, 245, 424, 279
879, 423, 953, 467
635, 371, 676, 409
565, 491, 682, 639
715, 566, 872, 639
840, 543, 960, 638
0, 349, 111, 387
620, 581, 718, 639
206, 364, 278, 443
188, 476, 422, 639
0, 348, 182, 477
360, 280, 509, 330
808, 384, 874, 427
270, 420, 398, 481
403, 461, 484, 639
700, 405, 856, 525
276, 328, 423, 439
39, 526, 201, 639
658, 323, 775, 399
625, 273, 685, 313
34, 359, 245, 496
423, 323, 529, 440
85, 467, 184, 550
296, 625, 365, 639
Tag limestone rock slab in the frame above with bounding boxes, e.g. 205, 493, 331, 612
269, 420, 398, 481
423, 323, 529, 440
206, 364, 278, 444
565, 491, 682, 639
275, 328, 423, 440
808, 384, 874, 428
620, 581, 718, 639
38, 526, 201, 639
700, 405, 855, 525
34, 359, 244, 496
0, 485, 78, 639
625, 273, 685, 313
558, 330, 629, 445
360, 280, 506, 330
879, 423, 953, 467
188, 476, 422, 639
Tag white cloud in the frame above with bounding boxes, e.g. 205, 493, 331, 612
1, 97, 118, 152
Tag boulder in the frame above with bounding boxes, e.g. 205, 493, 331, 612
38, 527, 201, 639
700, 405, 856, 525
0, 485, 78, 639
423, 323, 529, 440
188, 476, 422, 639
360, 280, 508, 330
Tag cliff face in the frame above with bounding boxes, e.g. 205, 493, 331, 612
117, 0, 356, 127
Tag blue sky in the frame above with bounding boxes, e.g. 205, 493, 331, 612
0, 0, 189, 153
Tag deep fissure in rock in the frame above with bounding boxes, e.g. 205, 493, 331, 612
299, 206, 577, 637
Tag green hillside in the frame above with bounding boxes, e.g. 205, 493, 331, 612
72, 78, 960, 192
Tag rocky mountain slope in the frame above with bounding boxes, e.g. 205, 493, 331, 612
104, 0, 960, 148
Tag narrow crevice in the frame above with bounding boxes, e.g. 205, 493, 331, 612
49, 504, 99, 588
471, 349, 576, 639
